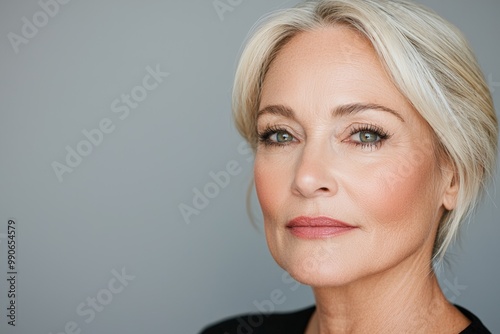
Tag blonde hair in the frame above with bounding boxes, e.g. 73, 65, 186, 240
232, 0, 498, 260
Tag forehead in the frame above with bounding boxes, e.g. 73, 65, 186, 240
280, 25, 375, 65
259, 26, 410, 116
263, 25, 378, 84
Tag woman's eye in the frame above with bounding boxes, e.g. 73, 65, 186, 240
272, 131, 294, 143
353, 130, 380, 143
346, 126, 390, 150
258, 127, 296, 147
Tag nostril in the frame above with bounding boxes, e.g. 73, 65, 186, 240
319, 187, 329, 192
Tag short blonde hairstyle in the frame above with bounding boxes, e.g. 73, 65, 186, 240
232, 0, 498, 260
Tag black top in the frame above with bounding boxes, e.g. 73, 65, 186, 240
200, 305, 491, 334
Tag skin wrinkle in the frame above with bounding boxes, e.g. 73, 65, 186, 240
253, 26, 467, 333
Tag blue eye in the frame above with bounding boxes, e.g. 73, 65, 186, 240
273, 131, 294, 143
258, 127, 296, 147
356, 131, 380, 143
348, 124, 390, 150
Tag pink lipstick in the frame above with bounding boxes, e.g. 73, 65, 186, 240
286, 216, 357, 239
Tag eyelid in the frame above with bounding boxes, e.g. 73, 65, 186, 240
347, 123, 389, 138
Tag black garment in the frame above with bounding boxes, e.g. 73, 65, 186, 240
200, 305, 491, 334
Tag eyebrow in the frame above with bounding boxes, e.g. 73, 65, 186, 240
257, 103, 405, 122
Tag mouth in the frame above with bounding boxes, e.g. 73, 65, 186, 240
286, 216, 357, 239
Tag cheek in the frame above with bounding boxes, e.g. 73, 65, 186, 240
349, 148, 441, 230
254, 154, 291, 263
254, 155, 286, 219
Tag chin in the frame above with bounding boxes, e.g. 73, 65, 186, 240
265, 227, 428, 290
267, 235, 372, 288
287, 266, 358, 288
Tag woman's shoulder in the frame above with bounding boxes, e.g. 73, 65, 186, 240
456, 305, 491, 334
199, 304, 491, 334
199, 306, 315, 334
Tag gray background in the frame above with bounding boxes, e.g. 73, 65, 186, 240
0, 0, 498, 333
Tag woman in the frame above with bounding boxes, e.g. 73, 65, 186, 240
202, 0, 497, 333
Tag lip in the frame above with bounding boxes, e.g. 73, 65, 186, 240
286, 216, 357, 239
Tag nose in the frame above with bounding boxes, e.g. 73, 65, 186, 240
292, 142, 338, 198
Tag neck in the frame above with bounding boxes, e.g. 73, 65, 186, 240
306, 252, 469, 333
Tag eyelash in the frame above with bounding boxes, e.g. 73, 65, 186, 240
257, 124, 391, 150
346, 123, 391, 150
258, 125, 294, 148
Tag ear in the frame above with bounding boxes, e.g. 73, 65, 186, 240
441, 166, 459, 211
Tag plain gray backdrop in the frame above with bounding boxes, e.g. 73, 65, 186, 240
0, 0, 498, 333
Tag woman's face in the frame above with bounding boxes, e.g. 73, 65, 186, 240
254, 26, 456, 287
